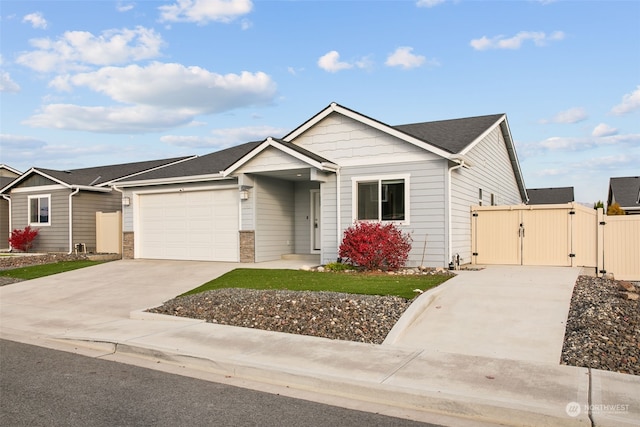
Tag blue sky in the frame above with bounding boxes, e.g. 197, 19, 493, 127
1, 0, 638, 204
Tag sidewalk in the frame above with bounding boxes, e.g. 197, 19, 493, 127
1, 260, 638, 426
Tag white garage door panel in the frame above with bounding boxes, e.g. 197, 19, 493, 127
138, 190, 238, 262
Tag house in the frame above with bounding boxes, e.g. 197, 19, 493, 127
113, 102, 527, 267
0, 165, 22, 250
607, 176, 640, 215
526, 187, 574, 205
1, 157, 194, 253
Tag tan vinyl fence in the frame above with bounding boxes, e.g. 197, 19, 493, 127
599, 213, 640, 280
96, 211, 122, 254
471, 203, 640, 280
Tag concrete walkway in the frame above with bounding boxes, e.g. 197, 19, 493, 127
1, 260, 638, 426
385, 266, 580, 364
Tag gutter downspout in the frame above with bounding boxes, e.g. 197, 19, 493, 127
1, 194, 11, 250
336, 167, 341, 264
447, 160, 466, 266
111, 185, 125, 255
68, 187, 80, 254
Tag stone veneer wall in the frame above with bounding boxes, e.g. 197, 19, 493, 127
239, 230, 255, 263
123, 232, 134, 259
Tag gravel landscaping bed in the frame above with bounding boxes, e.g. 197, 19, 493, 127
561, 275, 639, 375
3, 254, 638, 375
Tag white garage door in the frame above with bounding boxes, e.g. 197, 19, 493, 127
138, 190, 238, 262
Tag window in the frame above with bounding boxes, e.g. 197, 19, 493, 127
354, 175, 409, 222
28, 195, 50, 226
491, 193, 496, 206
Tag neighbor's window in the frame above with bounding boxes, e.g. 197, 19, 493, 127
355, 176, 408, 222
28, 195, 51, 226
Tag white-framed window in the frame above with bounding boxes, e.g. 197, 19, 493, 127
352, 174, 410, 223
28, 194, 51, 226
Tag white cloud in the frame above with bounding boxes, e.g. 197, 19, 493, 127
0, 134, 47, 151
0, 71, 21, 93
53, 62, 276, 113
592, 123, 618, 137
16, 26, 164, 73
385, 47, 426, 69
25, 62, 277, 133
116, 2, 135, 12
317, 51, 353, 73
543, 107, 588, 124
536, 133, 640, 151
23, 104, 196, 133
22, 12, 47, 29
158, 0, 253, 25
470, 30, 565, 50
161, 125, 288, 148
610, 85, 640, 115
416, 0, 446, 7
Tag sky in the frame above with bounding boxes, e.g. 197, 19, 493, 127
0, 0, 638, 205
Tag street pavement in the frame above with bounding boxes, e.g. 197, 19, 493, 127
1, 259, 638, 426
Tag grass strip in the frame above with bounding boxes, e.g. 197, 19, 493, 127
0, 260, 106, 280
182, 268, 452, 300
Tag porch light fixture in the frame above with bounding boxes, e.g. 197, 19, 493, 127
122, 196, 130, 206
240, 190, 249, 200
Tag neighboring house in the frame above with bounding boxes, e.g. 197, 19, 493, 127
0, 165, 22, 250
114, 102, 527, 267
607, 176, 640, 215
2, 157, 194, 253
526, 187, 574, 205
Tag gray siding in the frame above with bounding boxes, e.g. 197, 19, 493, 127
293, 113, 440, 165
72, 191, 121, 252
336, 160, 448, 268
11, 188, 70, 252
255, 176, 294, 262
0, 201, 8, 250
450, 125, 524, 264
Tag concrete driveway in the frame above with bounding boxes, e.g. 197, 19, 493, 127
384, 265, 581, 364
0, 258, 308, 341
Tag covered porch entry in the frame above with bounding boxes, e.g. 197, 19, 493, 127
227, 138, 338, 263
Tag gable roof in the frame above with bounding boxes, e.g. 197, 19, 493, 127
526, 187, 575, 205
3, 156, 194, 191
282, 102, 527, 201
116, 142, 262, 185
0, 165, 22, 192
223, 137, 337, 177
608, 176, 640, 212
393, 114, 505, 154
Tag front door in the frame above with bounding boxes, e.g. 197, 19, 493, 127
311, 190, 321, 251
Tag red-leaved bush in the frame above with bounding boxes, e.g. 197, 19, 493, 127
339, 222, 412, 271
9, 226, 39, 252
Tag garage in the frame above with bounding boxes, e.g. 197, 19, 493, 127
137, 189, 239, 262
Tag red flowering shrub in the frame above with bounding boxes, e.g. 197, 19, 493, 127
9, 226, 39, 252
339, 222, 412, 271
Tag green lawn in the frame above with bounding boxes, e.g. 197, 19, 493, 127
0, 260, 106, 280
182, 268, 452, 300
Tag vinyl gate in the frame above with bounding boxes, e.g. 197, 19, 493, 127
96, 211, 122, 254
471, 203, 640, 280
471, 203, 596, 267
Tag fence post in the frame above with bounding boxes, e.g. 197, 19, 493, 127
596, 207, 604, 275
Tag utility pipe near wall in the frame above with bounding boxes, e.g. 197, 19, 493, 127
67, 188, 80, 254
447, 160, 466, 266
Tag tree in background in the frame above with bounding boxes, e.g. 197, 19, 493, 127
607, 202, 626, 215
593, 200, 604, 210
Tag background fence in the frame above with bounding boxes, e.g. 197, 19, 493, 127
471, 203, 639, 280
96, 211, 122, 254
